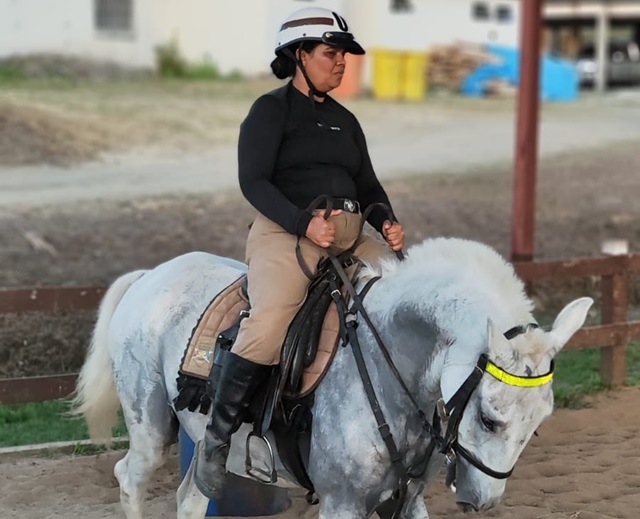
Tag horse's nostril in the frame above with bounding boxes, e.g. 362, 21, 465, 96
457, 502, 480, 513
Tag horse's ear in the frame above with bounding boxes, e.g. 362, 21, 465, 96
487, 318, 512, 361
547, 297, 594, 358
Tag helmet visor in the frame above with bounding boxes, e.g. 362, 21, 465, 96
321, 31, 365, 55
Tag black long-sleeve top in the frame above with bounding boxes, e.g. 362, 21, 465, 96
238, 82, 394, 237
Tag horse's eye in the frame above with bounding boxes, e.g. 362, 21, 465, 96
480, 412, 497, 433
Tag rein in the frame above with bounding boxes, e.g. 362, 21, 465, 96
294, 196, 554, 515
328, 254, 552, 516
295, 196, 404, 280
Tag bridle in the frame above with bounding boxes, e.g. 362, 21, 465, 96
439, 344, 553, 480
332, 260, 553, 517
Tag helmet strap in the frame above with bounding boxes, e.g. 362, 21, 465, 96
284, 45, 327, 99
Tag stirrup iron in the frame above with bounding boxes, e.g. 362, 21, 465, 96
245, 432, 277, 484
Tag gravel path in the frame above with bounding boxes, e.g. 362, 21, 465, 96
1, 91, 640, 209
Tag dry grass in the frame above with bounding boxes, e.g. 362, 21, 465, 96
0, 78, 280, 164
0, 102, 116, 166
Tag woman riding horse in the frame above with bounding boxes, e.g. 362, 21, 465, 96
194, 7, 406, 499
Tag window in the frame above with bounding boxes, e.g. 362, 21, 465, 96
496, 5, 513, 23
472, 2, 489, 21
391, 0, 412, 13
95, 0, 133, 33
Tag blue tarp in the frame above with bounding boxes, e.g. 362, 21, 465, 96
461, 44, 578, 101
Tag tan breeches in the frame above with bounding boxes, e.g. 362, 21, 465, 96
231, 212, 394, 365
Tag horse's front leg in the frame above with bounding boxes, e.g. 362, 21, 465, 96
318, 487, 430, 519
375, 485, 430, 519
400, 493, 430, 519
318, 493, 368, 519
176, 456, 210, 519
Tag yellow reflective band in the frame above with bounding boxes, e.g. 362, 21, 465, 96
485, 361, 553, 388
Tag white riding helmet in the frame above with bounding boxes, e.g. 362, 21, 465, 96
275, 7, 365, 55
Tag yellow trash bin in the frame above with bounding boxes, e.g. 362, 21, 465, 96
372, 49, 429, 101
372, 49, 403, 100
402, 51, 429, 101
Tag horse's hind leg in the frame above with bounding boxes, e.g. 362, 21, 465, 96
114, 407, 175, 519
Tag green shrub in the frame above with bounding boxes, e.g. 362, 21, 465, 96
184, 59, 221, 80
154, 37, 187, 78
0, 62, 25, 80
154, 37, 240, 80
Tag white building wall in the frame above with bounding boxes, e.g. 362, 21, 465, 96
154, 0, 268, 76
0, 0, 159, 67
426, 0, 520, 48
0, 0, 521, 76
150, 0, 348, 77
0, 0, 92, 57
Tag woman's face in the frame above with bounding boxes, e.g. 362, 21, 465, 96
298, 44, 347, 93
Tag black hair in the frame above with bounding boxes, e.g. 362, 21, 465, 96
270, 40, 321, 79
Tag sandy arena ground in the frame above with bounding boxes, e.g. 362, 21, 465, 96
1, 387, 639, 519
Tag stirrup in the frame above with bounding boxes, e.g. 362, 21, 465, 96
245, 432, 277, 484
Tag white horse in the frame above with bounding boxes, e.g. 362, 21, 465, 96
73, 237, 592, 519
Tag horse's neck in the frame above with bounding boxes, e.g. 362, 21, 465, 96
361, 273, 498, 404
357, 281, 445, 403
359, 250, 535, 407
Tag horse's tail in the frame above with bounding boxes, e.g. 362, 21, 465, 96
70, 269, 147, 444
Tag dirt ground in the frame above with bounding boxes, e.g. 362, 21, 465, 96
1, 386, 639, 519
1, 71, 639, 518
1, 142, 639, 378
2, 145, 639, 519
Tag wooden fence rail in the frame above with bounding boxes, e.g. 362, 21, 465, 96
515, 254, 640, 386
1, 254, 639, 405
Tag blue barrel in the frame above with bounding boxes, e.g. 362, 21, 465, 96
179, 427, 290, 516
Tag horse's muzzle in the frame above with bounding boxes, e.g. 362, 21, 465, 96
456, 501, 480, 513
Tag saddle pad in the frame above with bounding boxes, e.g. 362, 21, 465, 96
180, 278, 342, 395
180, 276, 249, 379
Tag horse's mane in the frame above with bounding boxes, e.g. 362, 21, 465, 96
362, 237, 534, 331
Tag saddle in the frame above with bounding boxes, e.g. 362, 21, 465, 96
173, 251, 359, 494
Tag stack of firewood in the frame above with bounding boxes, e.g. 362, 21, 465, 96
428, 42, 498, 92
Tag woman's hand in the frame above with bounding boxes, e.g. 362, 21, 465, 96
306, 209, 342, 248
382, 221, 405, 251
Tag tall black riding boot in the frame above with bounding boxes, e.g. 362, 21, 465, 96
193, 352, 270, 500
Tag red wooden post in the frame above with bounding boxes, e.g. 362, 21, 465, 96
600, 265, 629, 386
511, 0, 543, 262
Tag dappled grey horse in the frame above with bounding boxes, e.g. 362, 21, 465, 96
73, 237, 592, 519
